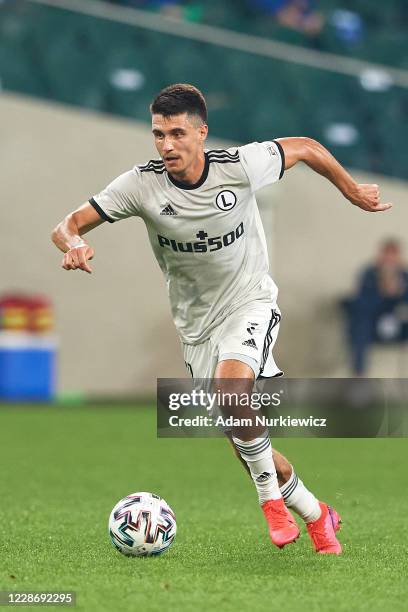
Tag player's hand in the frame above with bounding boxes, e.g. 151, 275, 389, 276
348, 183, 392, 212
62, 244, 94, 273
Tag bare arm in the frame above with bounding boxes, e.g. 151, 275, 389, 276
51, 202, 104, 273
276, 137, 392, 213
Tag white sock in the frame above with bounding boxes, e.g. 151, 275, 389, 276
233, 434, 281, 503
280, 468, 321, 523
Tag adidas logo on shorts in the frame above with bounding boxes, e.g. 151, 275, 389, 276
242, 338, 257, 349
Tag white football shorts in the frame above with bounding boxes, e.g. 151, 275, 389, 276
182, 300, 283, 380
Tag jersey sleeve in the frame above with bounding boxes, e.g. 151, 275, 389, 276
89, 167, 142, 223
238, 140, 285, 192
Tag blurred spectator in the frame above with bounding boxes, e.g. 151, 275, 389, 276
330, 9, 363, 46
345, 239, 408, 376
249, 0, 324, 36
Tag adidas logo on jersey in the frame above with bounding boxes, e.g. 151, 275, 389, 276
242, 338, 257, 349
160, 203, 177, 216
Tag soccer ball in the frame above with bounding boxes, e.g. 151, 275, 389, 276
108, 491, 177, 557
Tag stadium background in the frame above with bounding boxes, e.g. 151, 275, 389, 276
1, 2, 408, 611
2, 0, 408, 395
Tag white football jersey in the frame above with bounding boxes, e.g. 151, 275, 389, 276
90, 141, 285, 344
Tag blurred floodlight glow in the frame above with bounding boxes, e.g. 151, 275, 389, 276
359, 68, 394, 92
109, 69, 146, 91
324, 123, 359, 146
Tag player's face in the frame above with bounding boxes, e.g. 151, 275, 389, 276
151, 113, 208, 177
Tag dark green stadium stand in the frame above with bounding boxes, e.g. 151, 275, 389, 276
194, 0, 408, 69
0, 0, 407, 179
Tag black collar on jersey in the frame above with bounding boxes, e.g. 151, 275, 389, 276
167, 153, 209, 190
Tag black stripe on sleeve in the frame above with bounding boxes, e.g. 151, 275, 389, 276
89, 197, 115, 223
272, 140, 285, 180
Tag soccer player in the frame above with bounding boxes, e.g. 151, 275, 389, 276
52, 84, 391, 554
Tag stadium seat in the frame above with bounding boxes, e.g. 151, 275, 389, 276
1, 0, 407, 179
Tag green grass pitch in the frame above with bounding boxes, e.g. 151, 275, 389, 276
0, 405, 407, 611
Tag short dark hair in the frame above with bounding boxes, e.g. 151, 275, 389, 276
150, 83, 207, 123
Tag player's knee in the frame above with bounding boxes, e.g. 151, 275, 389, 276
215, 359, 255, 380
